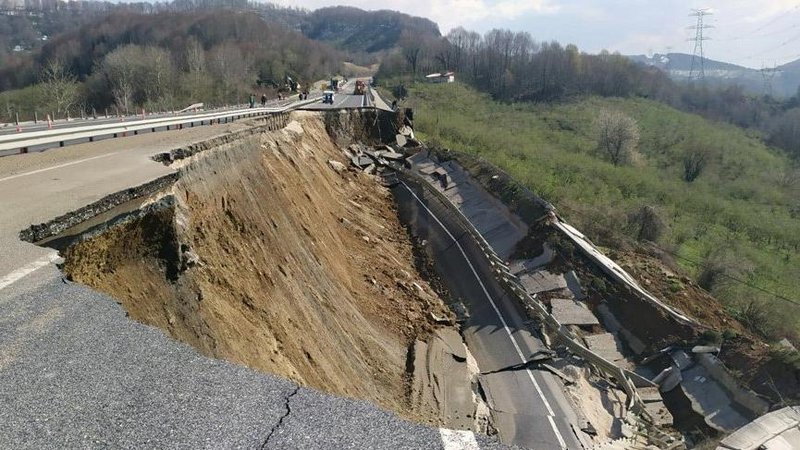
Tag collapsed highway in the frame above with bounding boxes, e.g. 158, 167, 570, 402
0, 94, 787, 449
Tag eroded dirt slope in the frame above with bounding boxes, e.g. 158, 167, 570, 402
62, 113, 454, 423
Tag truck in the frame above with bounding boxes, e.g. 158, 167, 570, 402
353, 80, 366, 95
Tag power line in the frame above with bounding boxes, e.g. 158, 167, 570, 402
688, 8, 713, 81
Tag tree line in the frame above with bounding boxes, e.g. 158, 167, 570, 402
377, 27, 800, 160
0, 9, 344, 120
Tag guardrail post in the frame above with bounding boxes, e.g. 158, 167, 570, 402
92, 107, 97, 120
34, 111, 38, 124
104, 108, 108, 119
15, 112, 19, 126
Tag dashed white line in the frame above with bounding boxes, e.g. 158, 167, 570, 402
0, 253, 60, 292
0, 152, 120, 183
402, 181, 567, 449
439, 428, 479, 450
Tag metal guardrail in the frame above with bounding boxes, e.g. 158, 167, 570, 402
401, 166, 681, 448
0, 97, 322, 155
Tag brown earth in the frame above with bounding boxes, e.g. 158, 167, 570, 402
61, 113, 457, 425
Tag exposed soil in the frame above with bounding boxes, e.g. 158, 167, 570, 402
61, 113, 458, 425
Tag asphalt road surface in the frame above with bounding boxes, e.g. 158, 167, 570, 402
0, 119, 514, 449
0, 98, 296, 136
393, 176, 585, 450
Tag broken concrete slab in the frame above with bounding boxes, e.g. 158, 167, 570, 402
718, 406, 800, 450
432, 167, 451, 188
396, 134, 407, 147
351, 155, 375, 168
381, 151, 405, 161
550, 298, 599, 326
509, 244, 555, 275
680, 363, 751, 431
583, 333, 633, 370
519, 270, 568, 294
637, 386, 673, 427
564, 270, 586, 300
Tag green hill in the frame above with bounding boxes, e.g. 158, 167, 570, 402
399, 82, 800, 340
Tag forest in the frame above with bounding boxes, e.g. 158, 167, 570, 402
0, 9, 346, 117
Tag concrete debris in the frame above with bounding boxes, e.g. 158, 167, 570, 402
564, 270, 586, 300
519, 270, 568, 294
718, 406, 800, 450
363, 164, 376, 175
351, 155, 374, 168
509, 244, 555, 275
432, 168, 451, 189
637, 386, 673, 427
691, 345, 720, 354
665, 350, 752, 431
652, 366, 681, 392
396, 134, 407, 148
380, 151, 405, 161
398, 125, 414, 137
328, 160, 346, 173
430, 312, 452, 325
583, 333, 633, 371
550, 298, 599, 326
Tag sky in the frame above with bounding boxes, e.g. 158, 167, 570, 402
273, 0, 800, 69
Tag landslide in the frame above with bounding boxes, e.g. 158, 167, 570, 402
61, 113, 455, 424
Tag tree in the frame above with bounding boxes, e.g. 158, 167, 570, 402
100, 47, 138, 114
769, 108, 800, 159
41, 58, 79, 117
627, 205, 665, 242
207, 42, 252, 104
682, 145, 711, 182
594, 109, 640, 165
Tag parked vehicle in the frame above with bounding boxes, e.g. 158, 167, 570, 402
322, 91, 335, 104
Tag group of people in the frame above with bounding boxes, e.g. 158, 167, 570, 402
248, 91, 308, 108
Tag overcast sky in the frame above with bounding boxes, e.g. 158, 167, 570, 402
273, 0, 800, 69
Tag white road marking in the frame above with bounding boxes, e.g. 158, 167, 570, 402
402, 181, 567, 449
439, 428, 480, 450
0, 152, 120, 183
0, 253, 60, 292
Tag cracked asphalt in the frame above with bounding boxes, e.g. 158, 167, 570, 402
0, 108, 516, 449
0, 265, 514, 449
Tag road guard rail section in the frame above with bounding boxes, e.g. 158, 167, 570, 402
399, 167, 682, 449
0, 97, 321, 156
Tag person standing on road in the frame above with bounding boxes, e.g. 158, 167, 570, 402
261, 94, 267, 107
249, 93, 256, 108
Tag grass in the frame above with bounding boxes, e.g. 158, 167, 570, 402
395, 81, 800, 341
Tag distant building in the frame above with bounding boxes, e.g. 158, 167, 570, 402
425, 71, 455, 83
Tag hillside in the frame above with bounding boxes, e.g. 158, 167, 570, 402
0, 8, 344, 121
396, 82, 800, 343
629, 52, 800, 98
299, 7, 440, 53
